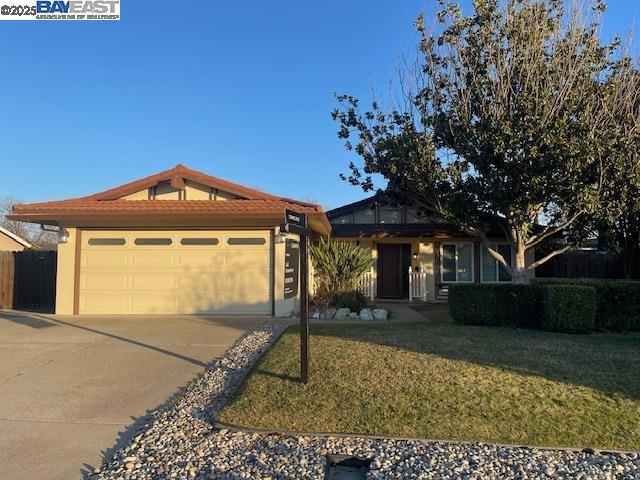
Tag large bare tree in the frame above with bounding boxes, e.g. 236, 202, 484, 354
333, 0, 630, 283
594, 62, 640, 278
0, 195, 56, 248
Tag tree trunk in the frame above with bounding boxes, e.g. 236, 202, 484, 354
512, 243, 528, 284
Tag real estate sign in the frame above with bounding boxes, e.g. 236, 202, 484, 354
284, 238, 300, 299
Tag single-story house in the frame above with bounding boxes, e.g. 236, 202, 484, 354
9, 164, 330, 315
0, 226, 32, 252
327, 194, 535, 301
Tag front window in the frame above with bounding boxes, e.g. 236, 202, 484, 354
379, 206, 401, 224
406, 207, 426, 223
441, 243, 473, 282
333, 214, 352, 224
354, 206, 375, 223
481, 244, 512, 282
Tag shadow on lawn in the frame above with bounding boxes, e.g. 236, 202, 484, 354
282, 319, 640, 402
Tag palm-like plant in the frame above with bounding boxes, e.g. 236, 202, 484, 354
310, 239, 373, 309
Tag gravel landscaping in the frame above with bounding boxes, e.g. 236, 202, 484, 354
90, 325, 640, 480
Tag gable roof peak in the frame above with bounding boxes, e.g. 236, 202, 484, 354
79, 164, 281, 202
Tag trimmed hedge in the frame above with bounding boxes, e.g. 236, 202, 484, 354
448, 284, 541, 328
540, 285, 596, 334
532, 278, 640, 331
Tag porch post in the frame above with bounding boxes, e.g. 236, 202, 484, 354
409, 266, 413, 302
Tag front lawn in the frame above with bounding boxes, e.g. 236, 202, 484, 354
218, 309, 640, 451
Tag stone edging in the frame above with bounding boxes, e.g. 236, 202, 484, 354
211, 419, 638, 456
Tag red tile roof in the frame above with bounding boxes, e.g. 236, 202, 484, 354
9, 165, 331, 233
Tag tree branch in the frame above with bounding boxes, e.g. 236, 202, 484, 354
527, 211, 583, 248
527, 245, 572, 271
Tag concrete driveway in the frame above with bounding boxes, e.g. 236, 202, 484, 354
0, 310, 269, 480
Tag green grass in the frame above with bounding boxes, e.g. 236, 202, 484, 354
218, 306, 640, 451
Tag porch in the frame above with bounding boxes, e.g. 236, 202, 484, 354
357, 266, 432, 303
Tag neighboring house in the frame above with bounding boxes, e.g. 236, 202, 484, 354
327, 194, 534, 301
9, 165, 330, 315
0, 226, 32, 252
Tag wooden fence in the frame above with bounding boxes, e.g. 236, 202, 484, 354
0, 252, 14, 308
535, 250, 631, 279
0, 251, 57, 310
408, 267, 428, 302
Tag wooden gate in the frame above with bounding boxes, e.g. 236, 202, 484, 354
13, 251, 57, 310
0, 251, 57, 310
0, 252, 15, 308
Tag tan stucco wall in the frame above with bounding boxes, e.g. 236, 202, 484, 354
0, 233, 25, 252
184, 180, 210, 200
215, 189, 239, 201
117, 182, 242, 202
154, 183, 181, 199
55, 226, 77, 315
122, 190, 149, 200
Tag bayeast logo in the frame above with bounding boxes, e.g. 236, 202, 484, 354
36, 1, 119, 14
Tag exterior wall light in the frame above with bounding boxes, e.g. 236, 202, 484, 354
58, 229, 69, 244
275, 232, 288, 244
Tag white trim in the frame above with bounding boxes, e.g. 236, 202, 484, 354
440, 242, 475, 283
480, 243, 513, 283
0, 226, 32, 249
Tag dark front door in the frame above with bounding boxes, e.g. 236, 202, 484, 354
377, 244, 411, 298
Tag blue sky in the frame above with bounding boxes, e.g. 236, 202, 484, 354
1, 0, 638, 210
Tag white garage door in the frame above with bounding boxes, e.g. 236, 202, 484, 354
79, 230, 272, 314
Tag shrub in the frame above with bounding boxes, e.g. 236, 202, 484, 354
448, 284, 541, 328
532, 278, 640, 331
332, 291, 368, 312
541, 285, 596, 334
310, 239, 373, 310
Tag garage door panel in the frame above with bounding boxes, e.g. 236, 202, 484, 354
80, 294, 129, 314
178, 251, 225, 267
82, 252, 130, 268
79, 230, 272, 314
130, 273, 178, 290
178, 274, 227, 290
130, 252, 177, 268
130, 294, 177, 314
224, 254, 270, 269
177, 297, 271, 315
81, 272, 129, 290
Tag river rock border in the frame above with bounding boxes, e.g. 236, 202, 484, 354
90, 324, 639, 480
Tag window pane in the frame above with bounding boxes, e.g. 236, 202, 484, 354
379, 207, 401, 224
88, 238, 126, 246
457, 244, 473, 281
442, 245, 456, 282
498, 244, 512, 281
134, 238, 172, 246
333, 214, 351, 224
227, 238, 267, 245
482, 248, 497, 282
406, 208, 426, 223
354, 207, 375, 223
180, 238, 219, 246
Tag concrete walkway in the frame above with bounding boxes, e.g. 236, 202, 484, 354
0, 310, 268, 480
